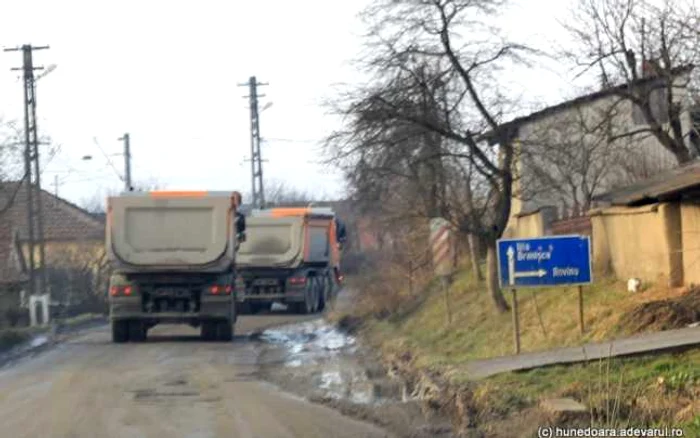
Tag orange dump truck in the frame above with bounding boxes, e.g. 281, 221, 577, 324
235, 207, 347, 314
106, 190, 243, 343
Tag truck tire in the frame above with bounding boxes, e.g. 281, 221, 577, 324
318, 275, 331, 312
217, 320, 233, 342
295, 280, 315, 314
112, 320, 129, 343
312, 279, 321, 313
201, 321, 217, 341
128, 320, 147, 342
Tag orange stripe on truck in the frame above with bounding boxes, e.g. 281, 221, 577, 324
149, 191, 208, 198
269, 208, 311, 218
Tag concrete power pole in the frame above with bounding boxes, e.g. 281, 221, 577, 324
118, 133, 132, 191
4, 44, 50, 301
238, 76, 268, 209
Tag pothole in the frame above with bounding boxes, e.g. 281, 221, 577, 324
130, 388, 200, 400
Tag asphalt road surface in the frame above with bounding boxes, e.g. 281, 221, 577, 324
0, 314, 391, 438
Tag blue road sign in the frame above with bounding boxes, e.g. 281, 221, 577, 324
497, 235, 592, 288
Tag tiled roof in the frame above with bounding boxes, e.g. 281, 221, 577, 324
0, 221, 27, 285
0, 181, 105, 242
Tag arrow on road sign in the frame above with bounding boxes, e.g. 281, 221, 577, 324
515, 269, 548, 279
506, 245, 547, 285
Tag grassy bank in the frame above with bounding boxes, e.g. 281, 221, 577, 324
334, 266, 700, 434
357, 269, 697, 372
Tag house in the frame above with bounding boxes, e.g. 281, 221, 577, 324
0, 182, 107, 311
484, 64, 698, 238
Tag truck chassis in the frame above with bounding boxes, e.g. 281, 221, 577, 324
109, 272, 236, 342
237, 267, 339, 315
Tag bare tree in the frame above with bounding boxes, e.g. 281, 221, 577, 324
516, 98, 658, 217
0, 118, 31, 184
79, 179, 164, 214
263, 178, 316, 205
563, 0, 700, 165
326, 0, 539, 313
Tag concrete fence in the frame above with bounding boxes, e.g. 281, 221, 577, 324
503, 201, 700, 288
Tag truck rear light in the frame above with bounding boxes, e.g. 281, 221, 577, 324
288, 277, 306, 285
209, 285, 233, 295
110, 285, 134, 297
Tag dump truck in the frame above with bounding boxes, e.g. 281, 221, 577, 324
236, 207, 347, 314
106, 190, 242, 343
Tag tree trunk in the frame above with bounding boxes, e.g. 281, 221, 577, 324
486, 239, 509, 313
468, 233, 483, 281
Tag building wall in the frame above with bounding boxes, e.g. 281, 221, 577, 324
681, 203, 700, 285
589, 203, 682, 286
511, 74, 693, 219
21, 240, 105, 269
503, 210, 543, 239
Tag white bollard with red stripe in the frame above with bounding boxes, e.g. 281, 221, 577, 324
429, 217, 455, 278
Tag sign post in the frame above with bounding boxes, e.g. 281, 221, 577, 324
497, 235, 592, 354
430, 217, 455, 325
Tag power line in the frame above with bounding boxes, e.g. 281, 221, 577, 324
92, 137, 124, 182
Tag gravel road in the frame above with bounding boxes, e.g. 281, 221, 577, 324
0, 314, 392, 438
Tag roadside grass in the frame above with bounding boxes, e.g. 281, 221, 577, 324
0, 312, 106, 353
0, 326, 45, 353
461, 349, 700, 432
357, 267, 693, 370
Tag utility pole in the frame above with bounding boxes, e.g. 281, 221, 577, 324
118, 133, 132, 191
5, 44, 50, 301
238, 76, 268, 209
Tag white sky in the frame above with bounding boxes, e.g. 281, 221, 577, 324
0, 0, 578, 208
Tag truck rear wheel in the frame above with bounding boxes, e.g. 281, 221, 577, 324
112, 320, 129, 343
201, 321, 217, 341
129, 320, 147, 342
318, 275, 331, 312
294, 280, 315, 314
217, 320, 233, 342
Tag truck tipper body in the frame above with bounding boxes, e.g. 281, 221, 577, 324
235, 207, 346, 314
106, 190, 241, 343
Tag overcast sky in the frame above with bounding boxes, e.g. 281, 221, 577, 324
0, 0, 578, 208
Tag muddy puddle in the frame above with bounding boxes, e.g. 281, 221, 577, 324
257, 318, 402, 404
256, 317, 456, 438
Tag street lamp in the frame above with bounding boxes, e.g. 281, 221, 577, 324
36, 64, 57, 82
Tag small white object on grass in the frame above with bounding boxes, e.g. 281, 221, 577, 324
627, 277, 642, 293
